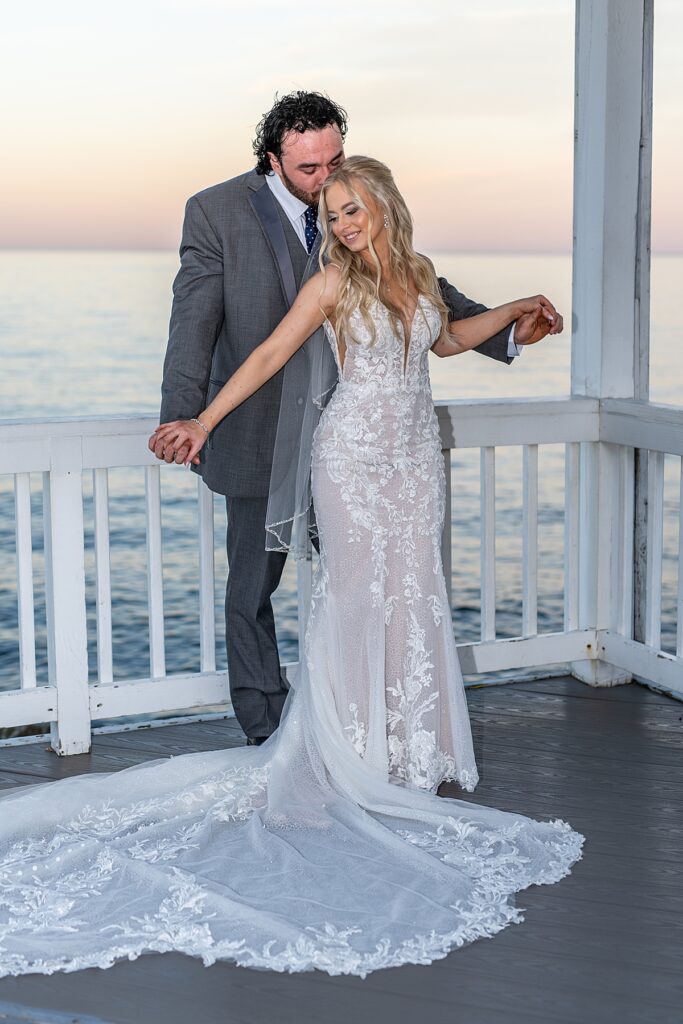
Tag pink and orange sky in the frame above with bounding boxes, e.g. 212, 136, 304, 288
1, 0, 680, 253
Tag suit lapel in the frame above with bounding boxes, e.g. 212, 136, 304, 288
248, 177, 298, 308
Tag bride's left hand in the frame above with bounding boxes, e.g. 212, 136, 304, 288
148, 420, 208, 466
513, 295, 564, 346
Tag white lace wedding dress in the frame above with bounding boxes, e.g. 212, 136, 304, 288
0, 296, 584, 979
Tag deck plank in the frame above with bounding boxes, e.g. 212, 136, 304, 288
0, 676, 681, 1024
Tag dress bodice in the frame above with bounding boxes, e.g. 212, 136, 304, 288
317, 295, 443, 465
323, 294, 440, 392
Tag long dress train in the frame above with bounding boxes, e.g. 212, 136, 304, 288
0, 297, 584, 979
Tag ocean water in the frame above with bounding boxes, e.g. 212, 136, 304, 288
0, 251, 681, 694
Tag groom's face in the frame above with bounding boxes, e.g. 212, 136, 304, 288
268, 124, 344, 207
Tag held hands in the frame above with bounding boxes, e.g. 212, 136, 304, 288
148, 293, 564, 466
148, 419, 208, 467
513, 295, 564, 346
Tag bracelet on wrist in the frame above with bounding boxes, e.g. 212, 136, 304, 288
191, 417, 210, 436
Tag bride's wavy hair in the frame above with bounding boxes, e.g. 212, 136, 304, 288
318, 156, 450, 346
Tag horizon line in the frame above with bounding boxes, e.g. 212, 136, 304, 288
2, 245, 682, 257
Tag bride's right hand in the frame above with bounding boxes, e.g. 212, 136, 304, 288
148, 420, 207, 466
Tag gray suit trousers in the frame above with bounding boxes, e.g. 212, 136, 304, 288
225, 496, 289, 738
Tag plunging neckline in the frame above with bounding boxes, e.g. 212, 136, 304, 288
326, 294, 425, 380
394, 293, 422, 378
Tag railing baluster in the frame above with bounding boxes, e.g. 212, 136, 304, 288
145, 465, 166, 678
93, 468, 113, 684
42, 439, 90, 754
522, 444, 538, 636
295, 515, 312, 657
14, 472, 37, 689
198, 478, 216, 673
480, 446, 496, 641
441, 449, 453, 608
564, 442, 580, 631
644, 449, 664, 649
4, 402, 683, 751
618, 446, 635, 637
677, 456, 683, 658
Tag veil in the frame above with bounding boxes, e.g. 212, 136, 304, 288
265, 253, 338, 559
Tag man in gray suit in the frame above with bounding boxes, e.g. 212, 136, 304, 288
152, 91, 559, 745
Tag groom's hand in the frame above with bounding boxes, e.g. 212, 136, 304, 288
514, 295, 564, 346
148, 429, 200, 466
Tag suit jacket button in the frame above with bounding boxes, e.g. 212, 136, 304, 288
297, 397, 304, 406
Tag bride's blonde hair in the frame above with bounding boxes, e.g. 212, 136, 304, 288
318, 155, 450, 346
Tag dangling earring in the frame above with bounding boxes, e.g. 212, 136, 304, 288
383, 214, 389, 228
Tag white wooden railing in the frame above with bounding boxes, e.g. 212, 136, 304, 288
1, 395, 681, 754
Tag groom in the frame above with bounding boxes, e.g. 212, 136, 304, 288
153, 90, 560, 745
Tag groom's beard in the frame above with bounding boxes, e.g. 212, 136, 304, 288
280, 168, 320, 208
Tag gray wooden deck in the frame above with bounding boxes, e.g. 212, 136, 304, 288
0, 675, 680, 1024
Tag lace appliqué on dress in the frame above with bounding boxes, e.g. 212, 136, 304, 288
0, 295, 584, 982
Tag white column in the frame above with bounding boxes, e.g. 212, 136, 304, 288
570, 0, 653, 685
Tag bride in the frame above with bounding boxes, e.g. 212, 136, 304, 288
0, 156, 583, 979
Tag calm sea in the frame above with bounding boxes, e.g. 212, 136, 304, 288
0, 251, 681, 693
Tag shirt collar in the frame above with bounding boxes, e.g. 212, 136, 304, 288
266, 170, 311, 221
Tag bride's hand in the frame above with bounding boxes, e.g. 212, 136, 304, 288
512, 295, 564, 346
148, 420, 208, 466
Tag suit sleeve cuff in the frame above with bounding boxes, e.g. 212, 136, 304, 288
507, 323, 522, 358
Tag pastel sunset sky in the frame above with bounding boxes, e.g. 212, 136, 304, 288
1, 0, 680, 253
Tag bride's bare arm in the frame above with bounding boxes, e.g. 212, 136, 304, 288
432, 295, 557, 357
150, 268, 339, 463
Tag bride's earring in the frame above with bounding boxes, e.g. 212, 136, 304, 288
383, 214, 389, 228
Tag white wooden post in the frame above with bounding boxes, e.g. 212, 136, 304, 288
480, 447, 496, 642
93, 467, 113, 684
570, 0, 653, 685
643, 450, 664, 649
441, 449, 452, 608
617, 445, 635, 638
43, 439, 91, 753
563, 443, 580, 632
198, 479, 216, 673
145, 465, 166, 679
522, 445, 538, 637
14, 473, 37, 689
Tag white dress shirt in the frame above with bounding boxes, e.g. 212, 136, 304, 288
266, 171, 314, 249
266, 171, 521, 358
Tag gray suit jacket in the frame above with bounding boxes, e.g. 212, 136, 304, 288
160, 169, 513, 498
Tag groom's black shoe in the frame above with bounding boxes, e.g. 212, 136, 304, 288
246, 736, 268, 746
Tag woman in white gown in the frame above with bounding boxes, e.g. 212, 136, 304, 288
0, 157, 583, 979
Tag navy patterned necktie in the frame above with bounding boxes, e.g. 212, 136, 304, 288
304, 205, 318, 254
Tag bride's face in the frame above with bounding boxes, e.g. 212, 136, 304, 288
325, 181, 385, 254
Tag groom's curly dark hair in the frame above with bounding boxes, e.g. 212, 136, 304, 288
253, 91, 348, 175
